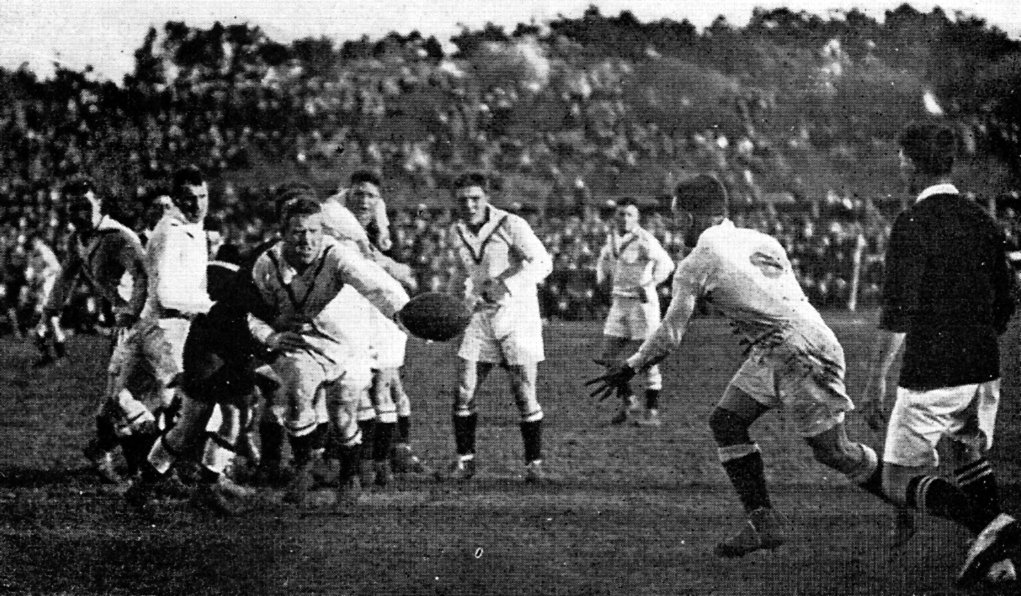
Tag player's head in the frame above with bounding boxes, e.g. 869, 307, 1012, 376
171, 165, 209, 224
141, 187, 174, 230
62, 176, 103, 233
614, 198, 641, 234
672, 174, 728, 247
348, 169, 383, 226
280, 196, 324, 267
898, 121, 956, 193
452, 172, 491, 225
274, 182, 318, 221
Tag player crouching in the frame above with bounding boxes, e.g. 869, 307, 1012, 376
126, 253, 263, 514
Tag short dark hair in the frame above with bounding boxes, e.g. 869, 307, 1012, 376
274, 182, 319, 220
350, 170, 382, 188
674, 174, 728, 215
616, 197, 639, 210
453, 172, 491, 194
171, 165, 206, 198
899, 122, 956, 176
280, 196, 322, 227
61, 176, 97, 198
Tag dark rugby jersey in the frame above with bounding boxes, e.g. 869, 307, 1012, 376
179, 240, 278, 401
879, 191, 1015, 390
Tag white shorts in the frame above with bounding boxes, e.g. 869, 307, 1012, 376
119, 317, 191, 387
729, 338, 852, 437
369, 309, 407, 369
603, 296, 660, 341
458, 303, 544, 365
883, 380, 1000, 468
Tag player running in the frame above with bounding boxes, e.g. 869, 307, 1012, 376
42, 177, 148, 483
26, 234, 64, 367
588, 174, 892, 558
595, 198, 674, 426
115, 165, 215, 471
861, 122, 1020, 588
439, 172, 553, 483
248, 195, 410, 506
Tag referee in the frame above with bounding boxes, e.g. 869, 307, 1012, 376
863, 121, 1020, 587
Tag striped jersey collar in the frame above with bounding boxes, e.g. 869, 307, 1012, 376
916, 183, 959, 203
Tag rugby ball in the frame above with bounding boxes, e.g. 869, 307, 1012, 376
397, 292, 472, 342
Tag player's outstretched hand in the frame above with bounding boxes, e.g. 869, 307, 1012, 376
585, 359, 636, 402
267, 331, 312, 353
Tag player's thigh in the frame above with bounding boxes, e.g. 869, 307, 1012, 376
631, 300, 661, 340
718, 381, 771, 422
725, 356, 780, 411
883, 384, 984, 468
498, 316, 544, 366
140, 318, 191, 385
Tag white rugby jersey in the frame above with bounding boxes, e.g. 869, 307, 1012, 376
629, 219, 832, 371
27, 240, 60, 283
322, 195, 371, 254
140, 210, 213, 320
46, 216, 147, 318
248, 235, 409, 362
449, 204, 552, 309
595, 226, 674, 300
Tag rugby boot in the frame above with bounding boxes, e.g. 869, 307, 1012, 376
192, 476, 254, 515
392, 443, 430, 474
373, 460, 394, 487
83, 440, 123, 485
283, 462, 315, 506
523, 460, 547, 484
609, 395, 638, 425
714, 507, 787, 558
633, 410, 663, 428
125, 470, 191, 508
957, 513, 1021, 588
888, 508, 916, 549
436, 457, 476, 482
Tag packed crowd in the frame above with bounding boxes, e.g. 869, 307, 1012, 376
0, 179, 897, 337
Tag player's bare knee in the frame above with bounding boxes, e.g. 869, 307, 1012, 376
709, 407, 752, 446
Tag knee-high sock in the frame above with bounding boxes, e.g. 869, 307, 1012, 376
907, 475, 997, 534
718, 444, 771, 513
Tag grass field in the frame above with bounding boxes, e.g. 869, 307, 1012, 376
2, 311, 1021, 595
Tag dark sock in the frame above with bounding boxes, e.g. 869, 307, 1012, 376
198, 465, 220, 484
258, 419, 284, 467
358, 420, 376, 461
907, 475, 995, 534
956, 459, 1000, 521
397, 415, 411, 444
645, 389, 660, 411
520, 420, 543, 463
337, 444, 360, 483
288, 433, 316, 468
617, 383, 633, 404
95, 414, 120, 452
721, 451, 772, 513
373, 422, 395, 463
139, 462, 165, 483
453, 414, 478, 457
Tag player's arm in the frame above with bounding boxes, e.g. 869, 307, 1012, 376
154, 226, 213, 315
38, 245, 61, 279
644, 235, 675, 288
245, 258, 308, 352
114, 232, 148, 325
587, 249, 707, 401
494, 216, 553, 298
42, 240, 82, 317
368, 245, 417, 292
862, 213, 916, 427
337, 248, 410, 320
595, 240, 612, 288
627, 278, 698, 372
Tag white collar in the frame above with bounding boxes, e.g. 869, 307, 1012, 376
916, 183, 959, 203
